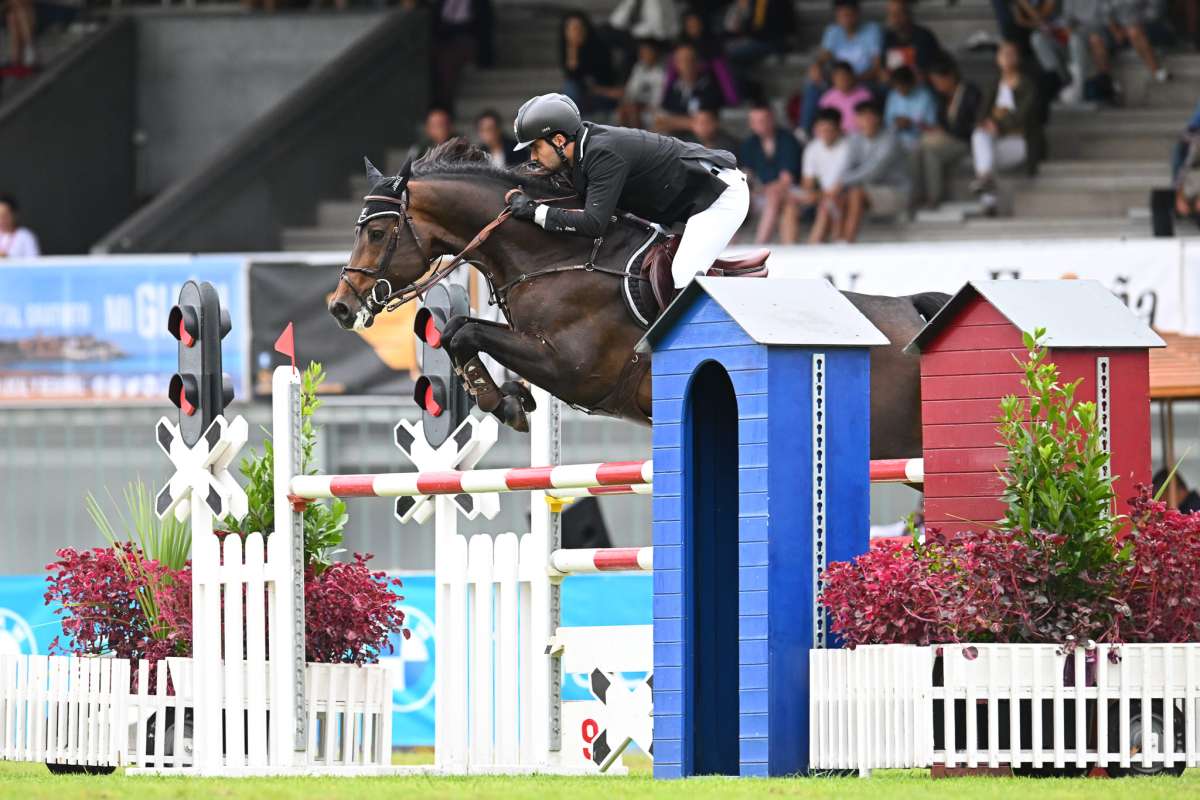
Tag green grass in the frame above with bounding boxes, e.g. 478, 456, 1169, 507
1, 761, 1197, 799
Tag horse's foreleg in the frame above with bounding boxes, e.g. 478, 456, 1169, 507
443, 316, 551, 433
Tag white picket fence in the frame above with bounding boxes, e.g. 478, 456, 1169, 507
0, 654, 391, 772
811, 643, 1200, 774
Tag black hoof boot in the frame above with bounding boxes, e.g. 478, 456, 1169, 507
500, 381, 537, 413
494, 394, 530, 432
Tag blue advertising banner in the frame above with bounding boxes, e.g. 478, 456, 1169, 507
0, 257, 246, 403
0, 571, 652, 747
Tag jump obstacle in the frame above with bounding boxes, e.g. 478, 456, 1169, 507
6, 276, 1168, 780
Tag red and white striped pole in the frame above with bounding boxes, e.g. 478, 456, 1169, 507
549, 546, 653, 575
290, 460, 654, 500
546, 483, 652, 499
868, 458, 924, 483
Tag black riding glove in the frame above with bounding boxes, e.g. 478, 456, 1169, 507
509, 191, 540, 222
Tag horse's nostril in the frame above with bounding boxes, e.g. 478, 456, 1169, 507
330, 301, 352, 325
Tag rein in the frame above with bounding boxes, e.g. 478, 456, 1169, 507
341, 183, 651, 325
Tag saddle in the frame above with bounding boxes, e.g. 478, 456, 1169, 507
641, 235, 770, 312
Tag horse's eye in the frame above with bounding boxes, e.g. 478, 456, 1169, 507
369, 228, 384, 243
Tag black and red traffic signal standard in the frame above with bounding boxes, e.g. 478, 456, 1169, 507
168, 280, 234, 447
411, 282, 473, 448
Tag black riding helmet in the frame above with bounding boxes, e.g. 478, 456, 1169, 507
512, 93, 583, 152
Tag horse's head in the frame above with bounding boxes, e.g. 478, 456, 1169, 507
329, 157, 431, 330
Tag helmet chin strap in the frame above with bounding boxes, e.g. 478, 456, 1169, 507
550, 137, 571, 171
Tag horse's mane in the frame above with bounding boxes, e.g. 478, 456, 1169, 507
411, 137, 573, 197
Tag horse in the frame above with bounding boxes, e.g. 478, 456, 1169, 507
328, 138, 948, 460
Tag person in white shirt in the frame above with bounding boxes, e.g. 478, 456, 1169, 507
0, 195, 39, 258
799, 107, 851, 244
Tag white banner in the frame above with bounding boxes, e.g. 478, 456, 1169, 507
760, 238, 1189, 333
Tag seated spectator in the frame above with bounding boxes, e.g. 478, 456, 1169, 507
1102, 0, 1170, 82
476, 110, 524, 168
1174, 127, 1200, 228
407, 107, 458, 161
655, 43, 725, 135
882, 0, 944, 79
884, 66, 938, 150
798, 0, 884, 136
560, 12, 623, 114
723, 0, 798, 73
431, 0, 495, 112
3, 0, 37, 76
1027, 0, 1101, 104
971, 41, 1043, 214
617, 40, 668, 128
603, 0, 679, 74
915, 57, 983, 208
840, 100, 911, 242
801, 108, 851, 244
680, 9, 740, 107
1171, 98, 1200, 186
740, 103, 804, 243
690, 106, 740, 153
0, 194, 40, 258
813, 61, 873, 135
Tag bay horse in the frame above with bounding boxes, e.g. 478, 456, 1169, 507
328, 139, 947, 460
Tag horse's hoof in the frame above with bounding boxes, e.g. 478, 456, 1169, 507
501, 381, 537, 413
494, 395, 529, 433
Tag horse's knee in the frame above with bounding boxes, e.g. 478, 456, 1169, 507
443, 316, 479, 360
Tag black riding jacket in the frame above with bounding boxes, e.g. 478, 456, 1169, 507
542, 122, 738, 238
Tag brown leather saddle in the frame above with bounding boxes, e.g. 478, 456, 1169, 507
641, 235, 769, 315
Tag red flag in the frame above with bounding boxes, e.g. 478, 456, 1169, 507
274, 322, 296, 371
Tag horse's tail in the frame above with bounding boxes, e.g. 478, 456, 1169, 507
909, 292, 951, 323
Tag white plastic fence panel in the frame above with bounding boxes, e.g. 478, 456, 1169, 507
816, 643, 1200, 773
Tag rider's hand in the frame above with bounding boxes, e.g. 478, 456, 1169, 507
509, 191, 540, 221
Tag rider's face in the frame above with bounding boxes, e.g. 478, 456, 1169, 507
531, 137, 565, 171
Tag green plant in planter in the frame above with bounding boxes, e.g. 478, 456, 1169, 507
85, 479, 190, 642
997, 329, 1125, 591
224, 361, 347, 572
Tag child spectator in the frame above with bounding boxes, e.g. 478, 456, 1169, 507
617, 40, 667, 128
884, 65, 938, 150
656, 42, 725, 134
801, 108, 851, 244
971, 41, 1043, 214
814, 61, 873, 134
560, 12, 622, 114
915, 57, 983, 208
882, 0, 944, 78
798, 0, 883, 136
740, 103, 804, 243
840, 100, 911, 241
0, 195, 40, 258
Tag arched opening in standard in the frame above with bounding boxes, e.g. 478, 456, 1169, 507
683, 359, 740, 776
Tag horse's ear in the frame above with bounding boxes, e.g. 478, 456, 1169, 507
364, 157, 384, 185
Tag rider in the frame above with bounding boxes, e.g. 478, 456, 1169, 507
508, 93, 749, 290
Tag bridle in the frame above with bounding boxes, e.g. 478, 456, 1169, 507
339, 173, 635, 328
339, 180, 513, 327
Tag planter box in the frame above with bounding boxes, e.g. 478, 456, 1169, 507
0, 654, 392, 774
810, 643, 1200, 776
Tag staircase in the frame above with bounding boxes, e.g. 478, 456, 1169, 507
283, 0, 1199, 250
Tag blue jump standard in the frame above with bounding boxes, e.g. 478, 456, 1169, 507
638, 278, 885, 778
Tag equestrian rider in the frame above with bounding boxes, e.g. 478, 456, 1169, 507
508, 93, 750, 290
